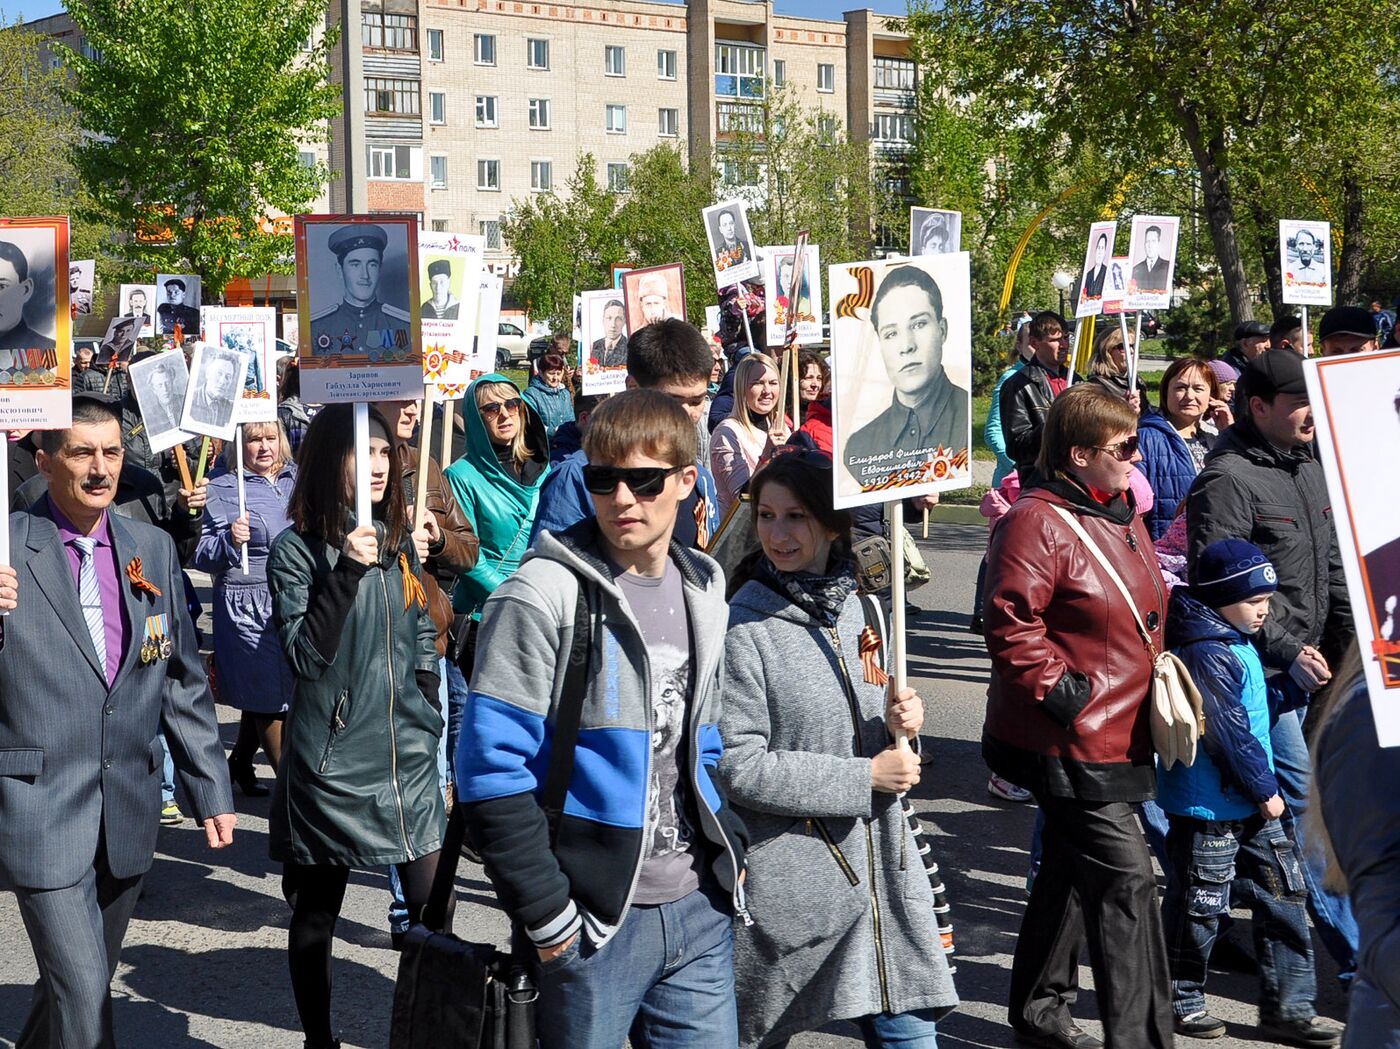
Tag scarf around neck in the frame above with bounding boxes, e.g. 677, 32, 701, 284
756, 555, 857, 627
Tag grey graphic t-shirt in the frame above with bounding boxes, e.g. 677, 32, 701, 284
613, 559, 703, 905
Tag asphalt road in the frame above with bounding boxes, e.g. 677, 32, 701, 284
0, 523, 1347, 1047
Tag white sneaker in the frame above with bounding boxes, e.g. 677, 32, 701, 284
987, 775, 1033, 803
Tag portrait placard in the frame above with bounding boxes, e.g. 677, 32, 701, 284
295, 214, 421, 403
68, 259, 94, 315
703, 201, 758, 287
120, 284, 158, 338
419, 230, 484, 387
1101, 256, 1131, 316
98, 315, 139, 368
621, 263, 686, 334
1124, 215, 1179, 310
763, 244, 824, 347
580, 289, 629, 394
202, 306, 278, 422
1076, 221, 1118, 319
1280, 220, 1332, 307
281, 312, 299, 347
0, 216, 71, 429
473, 274, 502, 376
909, 208, 962, 256
181, 341, 250, 440
611, 265, 630, 290
828, 253, 974, 510
1305, 349, 1400, 744
129, 350, 194, 453
154, 274, 202, 336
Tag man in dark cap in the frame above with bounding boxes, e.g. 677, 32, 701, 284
1270, 315, 1303, 353
421, 257, 459, 319
1318, 305, 1378, 357
156, 278, 200, 336
1220, 319, 1271, 413
1187, 347, 1359, 986
0, 240, 56, 352
309, 223, 411, 356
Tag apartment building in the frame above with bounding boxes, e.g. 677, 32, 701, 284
26, 0, 915, 284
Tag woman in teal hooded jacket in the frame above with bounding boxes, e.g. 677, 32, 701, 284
445, 373, 550, 631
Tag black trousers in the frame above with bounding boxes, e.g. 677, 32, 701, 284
1009, 793, 1174, 1047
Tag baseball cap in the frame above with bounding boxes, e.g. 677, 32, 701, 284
1318, 305, 1375, 342
1244, 348, 1307, 398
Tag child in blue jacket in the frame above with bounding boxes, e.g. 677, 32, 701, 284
1158, 539, 1340, 1046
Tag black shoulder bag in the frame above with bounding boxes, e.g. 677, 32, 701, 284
389, 578, 593, 1049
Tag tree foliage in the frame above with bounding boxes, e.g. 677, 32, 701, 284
63, 0, 341, 298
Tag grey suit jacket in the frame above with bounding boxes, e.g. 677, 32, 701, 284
0, 502, 233, 890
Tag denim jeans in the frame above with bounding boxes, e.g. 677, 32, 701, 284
444, 659, 469, 784
388, 660, 451, 935
1162, 813, 1317, 1022
1270, 706, 1359, 979
158, 732, 175, 804
535, 881, 737, 1049
770, 1009, 940, 1049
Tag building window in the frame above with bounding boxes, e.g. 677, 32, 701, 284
426, 28, 444, 62
430, 155, 447, 188
528, 98, 551, 130
298, 150, 316, 169
475, 95, 497, 128
717, 101, 763, 134
874, 113, 913, 142
714, 43, 764, 99
362, 12, 417, 51
818, 114, 839, 142
477, 159, 500, 191
657, 49, 676, 80
605, 45, 626, 77
527, 38, 549, 70
531, 160, 552, 192
607, 163, 629, 192
658, 108, 679, 137
874, 56, 916, 91
431, 219, 448, 232
772, 59, 786, 87
474, 33, 496, 65
479, 219, 501, 249
368, 144, 416, 180
817, 64, 835, 92
365, 77, 421, 115
429, 92, 446, 125
606, 104, 627, 133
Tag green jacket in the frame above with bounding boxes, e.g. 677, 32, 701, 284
267, 524, 445, 867
445, 373, 550, 617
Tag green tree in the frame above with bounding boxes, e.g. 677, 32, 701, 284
63, 0, 341, 299
0, 19, 79, 218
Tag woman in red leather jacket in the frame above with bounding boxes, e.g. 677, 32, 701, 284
982, 384, 1173, 1049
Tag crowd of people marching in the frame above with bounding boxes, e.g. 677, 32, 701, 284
2, 294, 1397, 1049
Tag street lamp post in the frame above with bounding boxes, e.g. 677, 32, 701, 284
1052, 269, 1076, 317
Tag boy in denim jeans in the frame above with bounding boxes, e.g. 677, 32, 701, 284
1158, 538, 1340, 1046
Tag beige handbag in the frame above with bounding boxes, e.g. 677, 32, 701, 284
1049, 505, 1204, 769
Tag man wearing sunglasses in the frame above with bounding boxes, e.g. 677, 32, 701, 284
531, 318, 721, 548
459, 389, 749, 1049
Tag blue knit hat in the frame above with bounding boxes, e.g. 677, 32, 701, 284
1192, 539, 1278, 608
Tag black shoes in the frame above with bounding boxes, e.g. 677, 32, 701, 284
1258, 1016, 1342, 1047
1013, 1024, 1105, 1049
1175, 1011, 1227, 1039
228, 754, 270, 797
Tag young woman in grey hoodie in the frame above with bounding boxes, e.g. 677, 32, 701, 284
719, 452, 959, 1048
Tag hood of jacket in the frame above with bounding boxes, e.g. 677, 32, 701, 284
526, 373, 571, 403
1166, 587, 1250, 650
460, 372, 549, 487
1207, 416, 1312, 473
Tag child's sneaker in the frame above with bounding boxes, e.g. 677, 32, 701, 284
1174, 1012, 1226, 1039
987, 775, 1032, 802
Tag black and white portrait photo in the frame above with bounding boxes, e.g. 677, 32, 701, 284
910, 208, 962, 257
68, 259, 94, 316
763, 243, 824, 347
1280, 220, 1333, 307
120, 284, 157, 338
129, 350, 192, 452
829, 254, 973, 509
98, 314, 138, 366
581, 289, 629, 395
1076, 221, 1118, 318
1305, 350, 1400, 742
1125, 215, 1179, 309
181, 341, 248, 440
155, 274, 202, 336
0, 227, 59, 354
295, 214, 422, 403
703, 200, 758, 288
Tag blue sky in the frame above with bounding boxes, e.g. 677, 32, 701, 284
5, 0, 912, 24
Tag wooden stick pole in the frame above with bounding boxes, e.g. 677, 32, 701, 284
413, 390, 433, 532
439, 398, 455, 468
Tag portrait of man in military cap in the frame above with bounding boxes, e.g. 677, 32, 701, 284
155, 275, 202, 336
421, 257, 459, 320
307, 222, 412, 356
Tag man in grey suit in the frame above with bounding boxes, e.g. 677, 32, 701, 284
0, 395, 235, 1049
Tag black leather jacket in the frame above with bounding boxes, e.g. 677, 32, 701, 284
998, 357, 1063, 473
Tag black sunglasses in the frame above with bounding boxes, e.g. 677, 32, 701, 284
479, 397, 523, 417
1094, 435, 1140, 461
583, 464, 684, 497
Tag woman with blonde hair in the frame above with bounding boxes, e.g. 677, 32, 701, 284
192, 420, 297, 795
1085, 324, 1152, 415
710, 353, 791, 515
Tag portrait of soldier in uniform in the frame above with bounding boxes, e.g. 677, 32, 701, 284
703, 201, 758, 287
185, 345, 243, 429
308, 223, 411, 356
68, 261, 93, 315
156, 277, 201, 336
0, 239, 57, 352
421, 258, 459, 320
